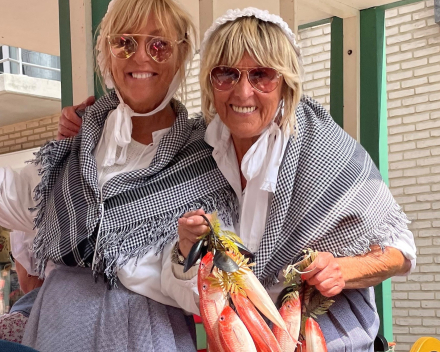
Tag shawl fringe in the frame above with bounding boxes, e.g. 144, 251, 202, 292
96, 187, 238, 287
29, 140, 71, 278
334, 201, 410, 258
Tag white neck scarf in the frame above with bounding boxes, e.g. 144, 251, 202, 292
239, 119, 289, 251
99, 72, 181, 167
205, 113, 290, 252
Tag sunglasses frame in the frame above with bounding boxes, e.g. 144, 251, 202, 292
209, 65, 283, 93
107, 34, 185, 63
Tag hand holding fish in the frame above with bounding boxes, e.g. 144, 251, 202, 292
301, 252, 345, 297
177, 209, 211, 257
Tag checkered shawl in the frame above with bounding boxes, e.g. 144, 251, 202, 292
30, 91, 237, 286
254, 96, 409, 287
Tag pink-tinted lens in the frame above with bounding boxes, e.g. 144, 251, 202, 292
248, 67, 280, 93
108, 35, 137, 59
210, 66, 241, 91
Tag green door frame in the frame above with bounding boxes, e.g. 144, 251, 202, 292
359, 6, 393, 342
92, 0, 112, 99
58, 0, 73, 108
330, 17, 343, 129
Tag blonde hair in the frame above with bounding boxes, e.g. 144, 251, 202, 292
95, 0, 196, 101
200, 17, 302, 133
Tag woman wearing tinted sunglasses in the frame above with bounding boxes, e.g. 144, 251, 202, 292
0, 0, 239, 351
176, 9, 416, 352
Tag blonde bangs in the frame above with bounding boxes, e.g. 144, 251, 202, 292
201, 17, 302, 133
96, 0, 196, 99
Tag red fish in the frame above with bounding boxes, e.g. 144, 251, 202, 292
273, 295, 301, 352
241, 268, 287, 331
231, 292, 282, 352
218, 306, 257, 352
198, 253, 227, 352
304, 317, 327, 352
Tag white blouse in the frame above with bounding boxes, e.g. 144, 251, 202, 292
171, 115, 417, 313
206, 115, 417, 265
0, 120, 199, 315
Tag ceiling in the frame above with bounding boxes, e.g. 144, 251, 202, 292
0, 0, 59, 56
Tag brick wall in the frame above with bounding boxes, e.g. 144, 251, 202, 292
385, 1, 440, 350
186, 53, 202, 117
0, 115, 58, 155
298, 23, 331, 111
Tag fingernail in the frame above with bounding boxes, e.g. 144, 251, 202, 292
187, 219, 193, 224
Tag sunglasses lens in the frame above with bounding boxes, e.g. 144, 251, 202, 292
248, 67, 280, 93
108, 35, 136, 59
210, 67, 240, 91
148, 38, 173, 62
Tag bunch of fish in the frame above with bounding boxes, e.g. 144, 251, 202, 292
274, 249, 334, 352
184, 215, 332, 352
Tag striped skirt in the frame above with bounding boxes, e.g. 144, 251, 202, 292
22, 266, 197, 352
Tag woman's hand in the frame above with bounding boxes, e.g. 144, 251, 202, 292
302, 246, 411, 296
57, 96, 95, 140
302, 252, 345, 297
177, 209, 211, 258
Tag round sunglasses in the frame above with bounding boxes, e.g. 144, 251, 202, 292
107, 34, 185, 63
210, 66, 282, 93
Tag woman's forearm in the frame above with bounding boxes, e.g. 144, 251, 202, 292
337, 246, 411, 289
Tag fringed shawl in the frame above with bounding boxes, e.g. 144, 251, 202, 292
30, 91, 237, 286
254, 96, 409, 287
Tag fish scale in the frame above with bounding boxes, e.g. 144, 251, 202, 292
218, 306, 257, 352
231, 293, 282, 352
273, 295, 301, 352
198, 253, 227, 352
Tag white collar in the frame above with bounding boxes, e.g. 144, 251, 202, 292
205, 114, 290, 251
205, 114, 290, 192
99, 72, 181, 168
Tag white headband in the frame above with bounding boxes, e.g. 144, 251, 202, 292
200, 7, 302, 66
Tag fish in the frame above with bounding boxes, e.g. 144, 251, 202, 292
241, 268, 288, 331
231, 292, 282, 352
273, 294, 301, 352
198, 252, 228, 352
218, 306, 257, 352
304, 317, 327, 352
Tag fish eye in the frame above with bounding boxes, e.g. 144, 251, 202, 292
202, 284, 208, 291
220, 316, 225, 321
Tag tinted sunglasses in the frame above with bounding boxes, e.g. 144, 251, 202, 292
210, 66, 282, 93
107, 34, 185, 63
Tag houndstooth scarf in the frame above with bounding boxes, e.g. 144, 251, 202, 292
30, 91, 237, 286
254, 96, 410, 287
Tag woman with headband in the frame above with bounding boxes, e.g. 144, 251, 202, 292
0, 0, 237, 351
176, 8, 416, 352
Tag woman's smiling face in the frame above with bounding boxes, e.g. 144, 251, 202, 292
110, 13, 179, 113
212, 53, 283, 140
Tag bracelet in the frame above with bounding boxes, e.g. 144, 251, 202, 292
171, 242, 186, 265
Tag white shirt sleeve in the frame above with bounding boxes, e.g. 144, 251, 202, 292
383, 227, 417, 276
0, 164, 40, 232
161, 241, 200, 315
117, 240, 200, 315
